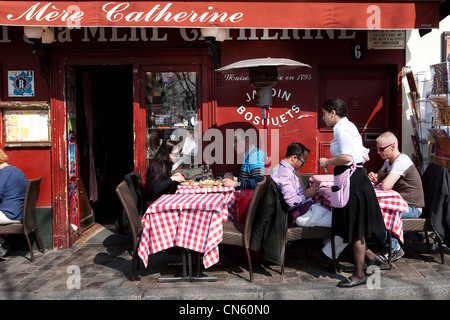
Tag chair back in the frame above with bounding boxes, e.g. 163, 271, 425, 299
421, 162, 448, 218
22, 177, 42, 235
116, 181, 144, 249
124, 172, 146, 217
243, 177, 267, 248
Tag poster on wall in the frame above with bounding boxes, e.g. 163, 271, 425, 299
68, 141, 77, 179
8, 70, 35, 97
66, 67, 77, 140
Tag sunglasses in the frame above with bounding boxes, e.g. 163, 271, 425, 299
377, 143, 393, 152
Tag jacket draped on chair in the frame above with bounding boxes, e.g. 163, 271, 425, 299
422, 163, 450, 247
249, 177, 288, 265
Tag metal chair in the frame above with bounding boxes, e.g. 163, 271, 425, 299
115, 181, 144, 281
221, 177, 267, 282
0, 177, 44, 262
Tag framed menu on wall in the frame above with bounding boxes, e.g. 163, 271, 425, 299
1, 101, 50, 147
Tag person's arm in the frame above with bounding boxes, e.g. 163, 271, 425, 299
319, 154, 353, 168
238, 148, 265, 190
278, 178, 316, 209
368, 169, 387, 184
379, 172, 401, 190
239, 173, 264, 190
148, 162, 172, 195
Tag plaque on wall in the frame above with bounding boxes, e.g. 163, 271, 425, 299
1, 102, 50, 147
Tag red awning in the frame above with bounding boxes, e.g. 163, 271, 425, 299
0, 1, 440, 29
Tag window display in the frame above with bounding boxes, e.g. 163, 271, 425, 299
145, 71, 198, 168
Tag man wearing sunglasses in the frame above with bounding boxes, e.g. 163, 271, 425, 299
368, 131, 424, 262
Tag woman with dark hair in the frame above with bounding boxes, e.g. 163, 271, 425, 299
318, 98, 386, 288
144, 139, 185, 207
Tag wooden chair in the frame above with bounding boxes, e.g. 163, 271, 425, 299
221, 177, 267, 282
395, 219, 444, 264
115, 181, 144, 281
0, 177, 44, 262
281, 173, 337, 274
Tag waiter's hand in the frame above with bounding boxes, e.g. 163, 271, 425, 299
318, 158, 328, 168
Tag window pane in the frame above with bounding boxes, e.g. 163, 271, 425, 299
145, 72, 198, 168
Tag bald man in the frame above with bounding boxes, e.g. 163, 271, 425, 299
368, 131, 424, 261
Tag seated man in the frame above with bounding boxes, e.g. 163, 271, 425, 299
222, 130, 265, 190
368, 131, 425, 261
0, 148, 28, 257
271, 142, 348, 260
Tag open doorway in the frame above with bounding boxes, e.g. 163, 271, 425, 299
73, 65, 134, 228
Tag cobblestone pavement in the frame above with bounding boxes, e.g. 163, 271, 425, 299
0, 223, 450, 300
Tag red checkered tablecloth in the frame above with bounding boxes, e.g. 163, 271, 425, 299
310, 175, 408, 243
176, 185, 235, 222
138, 193, 229, 269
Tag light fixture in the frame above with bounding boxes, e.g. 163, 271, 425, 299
42, 27, 55, 44
23, 26, 53, 88
24, 26, 44, 40
200, 27, 227, 69
215, 28, 227, 42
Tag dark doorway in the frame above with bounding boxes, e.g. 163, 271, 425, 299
75, 65, 134, 227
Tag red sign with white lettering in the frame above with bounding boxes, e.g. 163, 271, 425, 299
0, 1, 440, 29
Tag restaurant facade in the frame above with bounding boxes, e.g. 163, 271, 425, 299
0, 1, 443, 249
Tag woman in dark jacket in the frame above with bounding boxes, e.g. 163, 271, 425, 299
144, 139, 185, 207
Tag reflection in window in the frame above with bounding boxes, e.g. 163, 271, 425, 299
145, 72, 198, 167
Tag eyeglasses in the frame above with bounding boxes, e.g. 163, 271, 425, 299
377, 143, 393, 152
297, 155, 306, 167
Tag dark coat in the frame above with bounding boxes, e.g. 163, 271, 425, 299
249, 176, 288, 265
422, 163, 450, 247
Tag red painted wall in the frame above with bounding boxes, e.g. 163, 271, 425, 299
0, 26, 52, 207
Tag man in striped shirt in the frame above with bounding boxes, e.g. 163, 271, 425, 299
222, 130, 265, 189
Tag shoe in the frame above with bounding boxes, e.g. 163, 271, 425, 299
365, 255, 390, 274
337, 276, 367, 288
383, 247, 405, 262
391, 247, 405, 262
0, 246, 8, 258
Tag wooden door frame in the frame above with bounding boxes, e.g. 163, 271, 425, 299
50, 49, 212, 248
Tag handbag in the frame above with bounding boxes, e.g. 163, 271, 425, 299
330, 160, 361, 208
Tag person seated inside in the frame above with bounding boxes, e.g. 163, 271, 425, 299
0, 148, 28, 257
368, 131, 425, 262
144, 139, 186, 208
270, 142, 348, 262
222, 129, 265, 190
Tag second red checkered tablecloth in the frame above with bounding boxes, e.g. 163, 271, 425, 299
310, 175, 408, 243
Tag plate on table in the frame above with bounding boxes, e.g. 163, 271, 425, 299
181, 181, 198, 186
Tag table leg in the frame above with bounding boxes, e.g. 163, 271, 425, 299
157, 247, 217, 282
